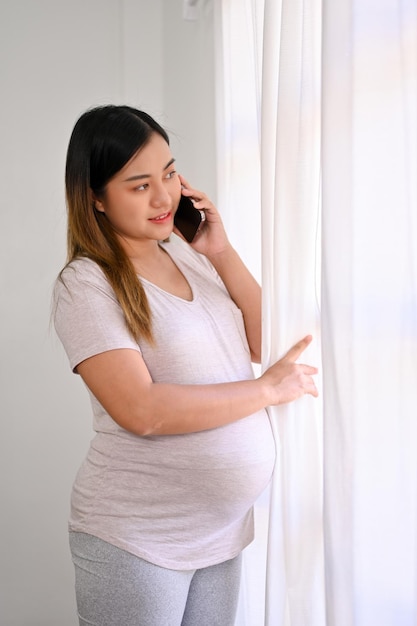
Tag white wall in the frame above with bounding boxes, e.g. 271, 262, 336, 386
0, 1, 216, 624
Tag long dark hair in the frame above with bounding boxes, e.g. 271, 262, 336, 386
63, 105, 170, 343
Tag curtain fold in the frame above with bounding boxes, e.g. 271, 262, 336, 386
260, 1, 325, 624
321, 2, 355, 623
214, 2, 269, 622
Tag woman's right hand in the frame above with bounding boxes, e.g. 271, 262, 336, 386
260, 335, 319, 406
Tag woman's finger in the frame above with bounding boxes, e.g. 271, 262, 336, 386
300, 364, 318, 375
178, 174, 202, 198
281, 335, 313, 363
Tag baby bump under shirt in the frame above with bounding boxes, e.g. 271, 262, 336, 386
54, 234, 276, 570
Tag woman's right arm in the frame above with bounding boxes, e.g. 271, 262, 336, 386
76, 335, 318, 436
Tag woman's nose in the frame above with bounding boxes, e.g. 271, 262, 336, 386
150, 185, 171, 208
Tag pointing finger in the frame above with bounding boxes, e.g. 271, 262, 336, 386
281, 335, 313, 363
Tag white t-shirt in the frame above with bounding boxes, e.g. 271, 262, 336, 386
54, 235, 276, 570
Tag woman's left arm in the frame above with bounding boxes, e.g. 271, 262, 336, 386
176, 176, 262, 362
207, 245, 262, 362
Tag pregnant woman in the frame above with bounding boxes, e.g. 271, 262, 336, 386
53, 104, 318, 626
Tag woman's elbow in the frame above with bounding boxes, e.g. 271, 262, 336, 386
250, 349, 262, 364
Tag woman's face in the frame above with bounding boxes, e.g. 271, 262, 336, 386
95, 132, 181, 245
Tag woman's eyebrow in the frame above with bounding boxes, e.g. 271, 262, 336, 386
123, 158, 176, 182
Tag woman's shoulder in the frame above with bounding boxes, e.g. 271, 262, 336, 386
57, 257, 109, 288
54, 257, 115, 303
59, 256, 105, 280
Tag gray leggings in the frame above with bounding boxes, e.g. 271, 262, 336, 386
69, 532, 242, 626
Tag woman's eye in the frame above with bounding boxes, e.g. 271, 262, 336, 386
135, 183, 148, 191
165, 170, 177, 179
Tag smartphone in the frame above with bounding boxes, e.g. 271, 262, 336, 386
174, 195, 206, 242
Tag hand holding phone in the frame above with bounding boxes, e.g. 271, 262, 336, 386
174, 195, 206, 243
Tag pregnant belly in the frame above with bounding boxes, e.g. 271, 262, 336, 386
149, 459, 275, 527
72, 411, 276, 528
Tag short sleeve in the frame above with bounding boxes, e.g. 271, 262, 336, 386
53, 258, 140, 372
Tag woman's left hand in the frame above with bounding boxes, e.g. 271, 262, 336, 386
174, 175, 230, 258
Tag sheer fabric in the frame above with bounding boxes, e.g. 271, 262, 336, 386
215, 0, 417, 624
322, 1, 417, 624
215, 1, 325, 623
260, 1, 325, 624
213, 3, 268, 622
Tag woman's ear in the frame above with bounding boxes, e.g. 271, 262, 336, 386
91, 191, 105, 213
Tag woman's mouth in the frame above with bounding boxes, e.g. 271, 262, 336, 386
149, 211, 172, 224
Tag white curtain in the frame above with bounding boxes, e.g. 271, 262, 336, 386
260, 0, 325, 624
322, 1, 417, 624
213, 2, 269, 622
215, 0, 325, 622
215, 0, 417, 624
